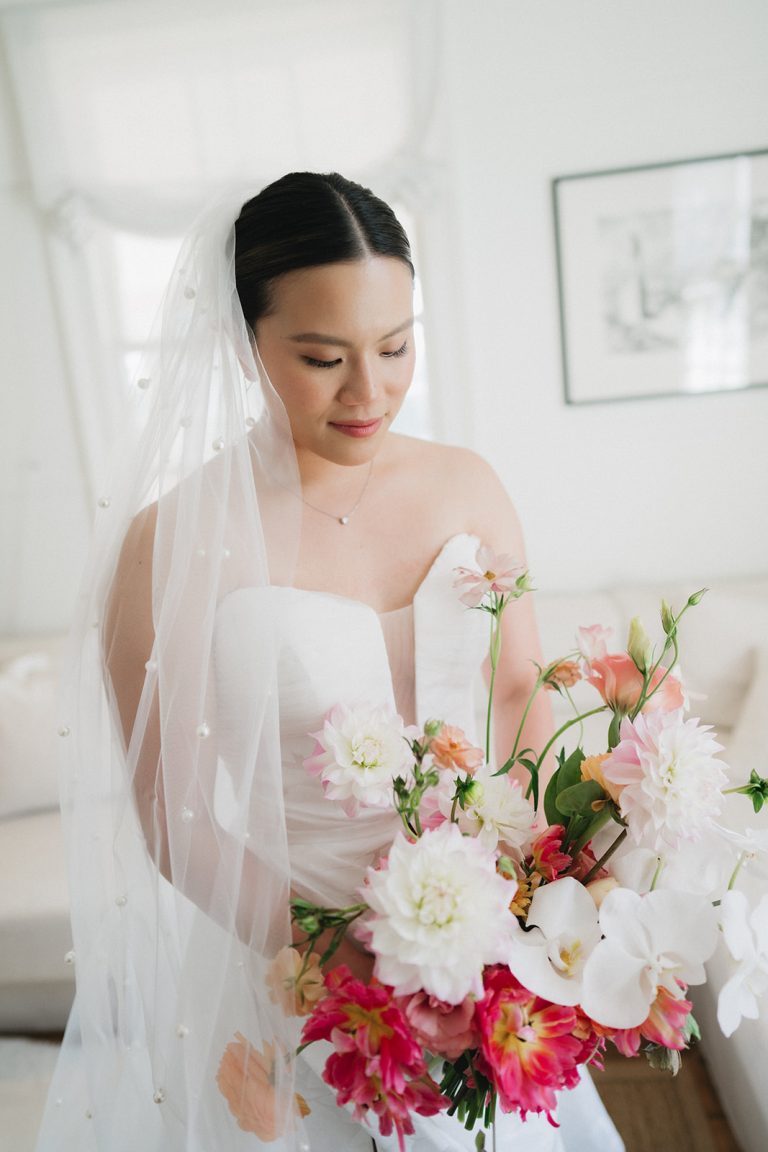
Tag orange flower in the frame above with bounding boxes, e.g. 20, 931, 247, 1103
429, 724, 484, 774
580, 753, 622, 806
216, 1034, 309, 1139
266, 946, 325, 1017
544, 659, 581, 691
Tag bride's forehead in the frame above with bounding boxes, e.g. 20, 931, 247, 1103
266, 257, 413, 325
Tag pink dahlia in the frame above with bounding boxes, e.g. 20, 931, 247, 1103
475, 967, 583, 1122
301, 966, 447, 1150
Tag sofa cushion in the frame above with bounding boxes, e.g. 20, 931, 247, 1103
0, 809, 74, 1030
0, 641, 64, 819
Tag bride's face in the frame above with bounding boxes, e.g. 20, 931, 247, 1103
254, 256, 415, 465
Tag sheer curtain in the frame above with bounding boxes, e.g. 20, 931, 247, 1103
2, 0, 445, 491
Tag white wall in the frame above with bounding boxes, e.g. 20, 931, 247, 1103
0, 41, 91, 634
437, 0, 768, 592
1, 0, 767, 636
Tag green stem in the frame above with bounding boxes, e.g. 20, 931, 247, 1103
650, 856, 665, 891
522, 705, 608, 798
485, 601, 503, 763
727, 852, 747, 891
581, 828, 628, 884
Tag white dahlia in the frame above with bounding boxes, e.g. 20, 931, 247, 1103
304, 702, 412, 817
602, 709, 727, 853
362, 822, 517, 1004
439, 765, 536, 856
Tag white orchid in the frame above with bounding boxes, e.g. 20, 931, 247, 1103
304, 701, 412, 817
362, 822, 517, 1004
580, 887, 719, 1028
717, 890, 768, 1037
439, 765, 536, 855
506, 877, 601, 1005
602, 710, 728, 854
609, 837, 734, 901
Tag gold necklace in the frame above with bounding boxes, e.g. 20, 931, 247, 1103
297, 460, 374, 526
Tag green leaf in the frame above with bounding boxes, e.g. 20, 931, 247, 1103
556, 779, 606, 817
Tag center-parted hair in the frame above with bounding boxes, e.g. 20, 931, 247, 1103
234, 172, 414, 330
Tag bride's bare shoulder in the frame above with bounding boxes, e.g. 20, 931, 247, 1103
388, 433, 525, 553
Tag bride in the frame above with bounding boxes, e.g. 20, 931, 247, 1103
35, 173, 624, 1150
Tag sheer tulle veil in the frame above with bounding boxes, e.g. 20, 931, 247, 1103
36, 189, 310, 1150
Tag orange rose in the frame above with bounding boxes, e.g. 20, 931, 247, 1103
216, 1034, 309, 1139
544, 659, 582, 691
266, 946, 325, 1017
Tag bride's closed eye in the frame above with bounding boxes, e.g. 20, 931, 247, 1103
302, 341, 409, 369
381, 340, 409, 358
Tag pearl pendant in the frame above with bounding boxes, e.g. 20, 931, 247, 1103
338, 515, 349, 525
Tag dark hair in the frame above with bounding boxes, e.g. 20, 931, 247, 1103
234, 172, 414, 329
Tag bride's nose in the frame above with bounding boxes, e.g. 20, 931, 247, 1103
338, 357, 378, 404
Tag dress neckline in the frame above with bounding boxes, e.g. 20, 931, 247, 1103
289, 531, 479, 618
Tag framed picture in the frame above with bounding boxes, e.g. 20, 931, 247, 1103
552, 148, 768, 404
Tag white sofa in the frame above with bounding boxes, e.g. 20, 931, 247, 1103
1, 577, 767, 1148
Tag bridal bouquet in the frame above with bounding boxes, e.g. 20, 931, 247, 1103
270, 548, 767, 1149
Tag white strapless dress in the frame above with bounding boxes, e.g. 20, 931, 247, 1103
214, 534, 625, 1152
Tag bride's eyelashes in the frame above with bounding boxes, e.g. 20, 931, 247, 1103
301, 341, 409, 370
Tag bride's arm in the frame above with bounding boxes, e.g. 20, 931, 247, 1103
105, 505, 296, 953
437, 447, 557, 794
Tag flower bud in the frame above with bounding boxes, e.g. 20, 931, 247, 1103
646, 1045, 682, 1076
660, 599, 676, 637
687, 587, 708, 607
627, 617, 652, 673
423, 718, 444, 739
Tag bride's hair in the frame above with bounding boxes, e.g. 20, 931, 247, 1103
234, 171, 414, 329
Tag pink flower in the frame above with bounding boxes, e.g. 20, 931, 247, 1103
475, 967, 583, 1122
530, 824, 572, 881
597, 984, 692, 1058
453, 545, 525, 608
428, 724, 484, 774
585, 653, 684, 715
301, 966, 447, 1150
576, 624, 612, 663
397, 992, 480, 1060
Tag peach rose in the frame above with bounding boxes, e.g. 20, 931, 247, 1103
580, 752, 623, 806
586, 876, 619, 909
266, 946, 325, 1017
429, 724, 484, 774
216, 1034, 309, 1139
585, 653, 683, 715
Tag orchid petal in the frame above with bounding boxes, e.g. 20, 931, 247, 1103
580, 939, 653, 1027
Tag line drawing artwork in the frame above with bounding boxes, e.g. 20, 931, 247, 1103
599, 199, 768, 361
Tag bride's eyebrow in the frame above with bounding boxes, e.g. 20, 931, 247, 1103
286, 317, 414, 347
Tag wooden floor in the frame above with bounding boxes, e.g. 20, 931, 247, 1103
592, 1046, 742, 1152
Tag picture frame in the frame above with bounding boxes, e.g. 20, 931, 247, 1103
552, 148, 768, 404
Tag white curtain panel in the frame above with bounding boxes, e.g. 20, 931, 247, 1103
2, 0, 439, 227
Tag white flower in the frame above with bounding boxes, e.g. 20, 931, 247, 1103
717, 889, 768, 1037
602, 710, 728, 853
608, 837, 734, 901
362, 823, 517, 1004
304, 702, 412, 817
580, 887, 719, 1028
506, 877, 602, 1005
438, 766, 536, 855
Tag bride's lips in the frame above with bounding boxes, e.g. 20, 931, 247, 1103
328, 418, 384, 438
